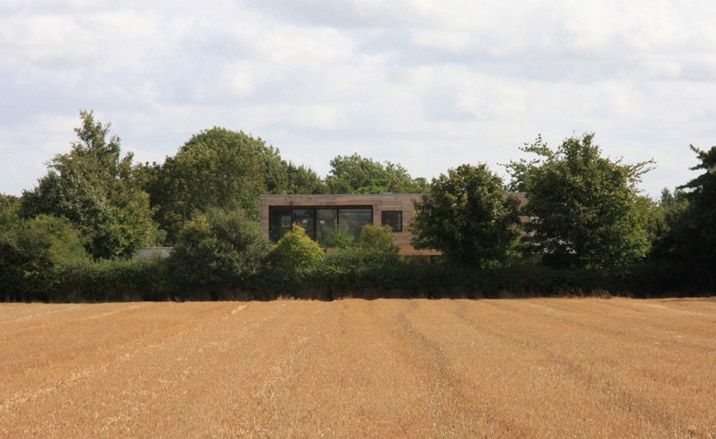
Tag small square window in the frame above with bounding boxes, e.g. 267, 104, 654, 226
381, 211, 402, 232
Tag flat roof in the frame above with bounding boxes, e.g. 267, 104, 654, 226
260, 193, 425, 198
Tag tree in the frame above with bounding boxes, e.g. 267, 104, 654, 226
21, 111, 162, 259
0, 194, 21, 231
326, 154, 429, 194
140, 128, 323, 242
170, 208, 270, 294
412, 163, 521, 267
645, 188, 689, 244
507, 133, 653, 270
651, 146, 716, 288
286, 163, 327, 194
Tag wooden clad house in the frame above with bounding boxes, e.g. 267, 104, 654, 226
259, 193, 441, 257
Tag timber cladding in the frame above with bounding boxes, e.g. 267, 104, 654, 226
259, 194, 441, 256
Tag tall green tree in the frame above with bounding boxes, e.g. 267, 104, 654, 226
651, 146, 716, 288
646, 188, 689, 243
139, 128, 322, 242
412, 164, 521, 267
286, 163, 327, 194
21, 111, 162, 259
507, 133, 653, 270
326, 154, 429, 194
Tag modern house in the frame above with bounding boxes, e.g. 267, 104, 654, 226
259, 193, 441, 257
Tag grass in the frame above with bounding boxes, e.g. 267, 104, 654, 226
1, 298, 715, 437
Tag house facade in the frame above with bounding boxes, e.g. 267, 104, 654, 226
259, 193, 441, 257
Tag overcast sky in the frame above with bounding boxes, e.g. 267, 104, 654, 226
2, 0, 716, 197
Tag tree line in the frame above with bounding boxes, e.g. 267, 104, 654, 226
0, 110, 714, 300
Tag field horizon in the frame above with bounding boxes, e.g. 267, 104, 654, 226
1, 298, 714, 437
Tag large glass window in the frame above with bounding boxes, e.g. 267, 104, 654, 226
338, 208, 372, 241
316, 209, 338, 246
269, 206, 372, 244
381, 210, 403, 232
292, 209, 316, 240
269, 207, 292, 242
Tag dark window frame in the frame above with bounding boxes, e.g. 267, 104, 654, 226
268, 205, 373, 243
381, 210, 403, 232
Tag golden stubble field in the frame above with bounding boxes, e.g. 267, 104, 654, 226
1, 298, 715, 438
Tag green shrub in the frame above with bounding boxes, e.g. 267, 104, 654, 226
251, 225, 326, 297
0, 233, 28, 301
324, 227, 353, 249
0, 215, 90, 300
357, 225, 399, 254
169, 208, 270, 295
268, 225, 324, 274
52, 257, 174, 302
21, 215, 89, 266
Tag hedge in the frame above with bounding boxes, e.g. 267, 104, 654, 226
2, 254, 711, 303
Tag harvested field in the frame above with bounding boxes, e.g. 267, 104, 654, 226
1, 298, 715, 437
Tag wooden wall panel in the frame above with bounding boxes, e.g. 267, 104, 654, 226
259, 194, 440, 256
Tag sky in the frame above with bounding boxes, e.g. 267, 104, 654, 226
2, 0, 716, 197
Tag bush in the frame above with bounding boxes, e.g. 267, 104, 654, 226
323, 225, 402, 292
21, 215, 89, 266
357, 225, 399, 254
324, 227, 353, 249
169, 208, 270, 296
268, 225, 323, 273
0, 215, 90, 301
50, 258, 172, 302
0, 233, 29, 301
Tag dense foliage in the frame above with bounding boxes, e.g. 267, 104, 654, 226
138, 128, 330, 243
21, 111, 162, 258
326, 154, 429, 194
0, 212, 89, 300
412, 164, 521, 267
169, 208, 270, 296
650, 146, 716, 290
507, 134, 653, 271
356, 225, 399, 254
138, 128, 289, 242
268, 225, 325, 274
286, 163, 327, 195
2, 110, 715, 300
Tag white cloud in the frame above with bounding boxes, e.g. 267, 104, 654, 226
1, 0, 716, 196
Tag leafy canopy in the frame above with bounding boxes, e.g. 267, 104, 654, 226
170, 208, 270, 291
0, 214, 89, 297
0, 194, 21, 231
357, 225, 399, 254
286, 163, 327, 195
651, 145, 716, 287
506, 133, 653, 270
138, 127, 326, 243
326, 153, 428, 194
412, 163, 521, 267
21, 111, 162, 259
